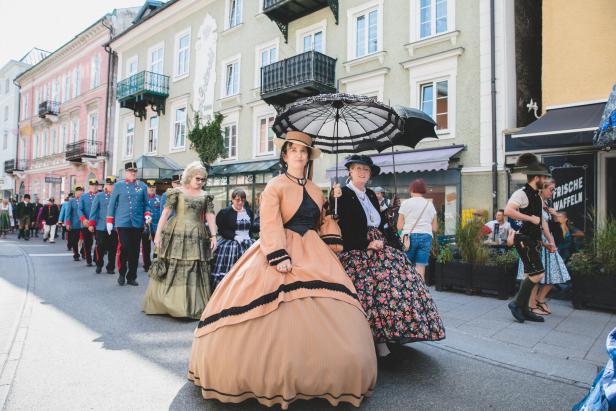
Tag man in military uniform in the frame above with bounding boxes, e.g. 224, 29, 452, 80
141, 180, 161, 272
89, 176, 118, 274
65, 187, 84, 261
106, 162, 152, 286
78, 179, 98, 266
160, 173, 181, 210
16, 194, 36, 241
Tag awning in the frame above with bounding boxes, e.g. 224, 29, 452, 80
506, 102, 605, 152
208, 159, 281, 176
325, 145, 464, 179
128, 155, 183, 179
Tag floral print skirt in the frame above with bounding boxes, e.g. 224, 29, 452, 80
338, 228, 446, 344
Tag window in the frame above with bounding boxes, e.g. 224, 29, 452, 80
71, 118, 79, 143
22, 95, 28, 120
42, 131, 48, 156
73, 67, 80, 97
4, 79, 9, 94
3, 106, 7, 121
222, 123, 237, 159
303, 31, 324, 52
126, 56, 138, 77
256, 43, 277, 87
420, 80, 448, 130
174, 30, 191, 78
2, 131, 7, 150
355, 8, 378, 58
90, 54, 101, 88
172, 107, 187, 149
125, 120, 134, 158
227, 0, 242, 29
147, 116, 158, 153
256, 115, 275, 155
51, 129, 57, 154
420, 0, 448, 39
224, 60, 240, 97
61, 124, 67, 152
149, 44, 164, 74
63, 74, 70, 102
88, 113, 98, 142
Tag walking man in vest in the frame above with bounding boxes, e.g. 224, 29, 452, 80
89, 176, 118, 274
505, 153, 555, 323
106, 162, 152, 286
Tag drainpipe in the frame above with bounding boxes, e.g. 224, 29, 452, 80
490, 0, 498, 213
12, 79, 22, 199
102, 16, 114, 177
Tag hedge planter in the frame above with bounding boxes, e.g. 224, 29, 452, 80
571, 272, 616, 312
424, 256, 436, 286
435, 261, 472, 293
471, 264, 516, 300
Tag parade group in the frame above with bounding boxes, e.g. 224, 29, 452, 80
0, 131, 559, 408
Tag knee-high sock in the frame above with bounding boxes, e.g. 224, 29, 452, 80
515, 277, 535, 312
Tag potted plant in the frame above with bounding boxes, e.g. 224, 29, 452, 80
570, 218, 616, 311
434, 243, 473, 293
472, 249, 519, 299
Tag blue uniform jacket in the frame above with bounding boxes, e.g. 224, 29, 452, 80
78, 191, 97, 224
146, 194, 161, 232
160, 191, 175, 218
58, 202, 69, 223
64, 197, 82, 228
106, 180, 151, 228
88, 191, 113, 232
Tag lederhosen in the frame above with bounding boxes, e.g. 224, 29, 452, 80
514, 184, 544, 276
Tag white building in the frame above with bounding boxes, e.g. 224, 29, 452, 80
0, 48, 49, 198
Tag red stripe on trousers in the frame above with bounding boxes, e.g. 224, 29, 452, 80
116, 228, 123, 271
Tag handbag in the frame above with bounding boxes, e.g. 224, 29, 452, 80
402, 199, 430, 252
319, 214, 344, 253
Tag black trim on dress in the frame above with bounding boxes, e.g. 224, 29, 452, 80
266, 249, 291, 266
197, 280, 359, 329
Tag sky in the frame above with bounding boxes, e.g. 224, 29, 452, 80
0, 0, 147, 65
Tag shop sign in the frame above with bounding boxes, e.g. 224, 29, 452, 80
45, 177, 63, 184
550, 165, 587, 231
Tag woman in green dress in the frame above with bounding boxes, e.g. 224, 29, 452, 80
143, 161, 217, 319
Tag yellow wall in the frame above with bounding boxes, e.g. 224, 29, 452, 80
542, 0, 616, 109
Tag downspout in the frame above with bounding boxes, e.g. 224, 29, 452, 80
102, 16, 114, 177
12, 79, 22, 198
490, 0, 498, 213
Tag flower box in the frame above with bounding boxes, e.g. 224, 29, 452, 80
571, 272, 616, 312
470, 264, 517, 300
435, 261, 473, 293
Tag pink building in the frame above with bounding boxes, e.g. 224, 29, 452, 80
13, 10, 136, 201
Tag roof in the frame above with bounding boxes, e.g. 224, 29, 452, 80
19, 48, 51, 65
326, 145, 465, 178
506, 102, 606, 152
108, 0, 181, 46
209, 159, 281, 176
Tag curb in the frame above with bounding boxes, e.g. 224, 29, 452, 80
0, 245, 35, 410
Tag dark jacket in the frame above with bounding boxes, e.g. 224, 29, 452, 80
15, 201, 36, 220
336, 186, 388, 252
40, 204, 60, 225
215, 206, 256, 240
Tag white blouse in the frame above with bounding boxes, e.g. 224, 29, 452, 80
347, 182, 381, 228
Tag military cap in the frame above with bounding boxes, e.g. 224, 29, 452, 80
105, 176, 117, 185
88, 178, 99, 185
145, 179, 157, 188
125, 161, 138, 171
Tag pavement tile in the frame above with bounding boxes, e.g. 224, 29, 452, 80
532, 341, 590, 360
493, 324, 551, 348
555, 316, 610, 338
440, 316, 468, 328
541, 330, 595, 353
464, 318, 511, 332
455, 324, 502, 338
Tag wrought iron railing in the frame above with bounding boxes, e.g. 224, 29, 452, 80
65, 140, 102, 161
4, 159, 15, 173
38, 100, 60, 117
261, 51, 336, 96
14, 158, 29, 171
117, 71, 170, 101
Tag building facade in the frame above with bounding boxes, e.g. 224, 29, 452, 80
12, 10, 136, 201
0, 49, 49, 198
506, 0, 616, 230
109, 0, 517, 231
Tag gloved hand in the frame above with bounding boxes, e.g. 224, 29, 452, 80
106, 222, 113, 235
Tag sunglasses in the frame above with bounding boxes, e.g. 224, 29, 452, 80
194, 177, 206, 182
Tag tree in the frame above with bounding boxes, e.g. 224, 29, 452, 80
187, 112, 225, 166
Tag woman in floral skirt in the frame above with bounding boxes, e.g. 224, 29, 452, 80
335, 155, 445, 366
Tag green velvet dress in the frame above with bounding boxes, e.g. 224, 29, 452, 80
143, 189, 213, 319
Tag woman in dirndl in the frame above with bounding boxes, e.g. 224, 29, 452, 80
210, 189, 255, 288
0, 198, 13, 237
335, 155, 445, 367
188, 131, 376, 409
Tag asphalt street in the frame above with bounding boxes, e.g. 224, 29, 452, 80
0, 236, 587, 410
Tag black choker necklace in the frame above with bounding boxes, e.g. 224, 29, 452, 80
285, 171, 307, 186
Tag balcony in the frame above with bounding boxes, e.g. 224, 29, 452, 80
261, 51, 336, 108
65, 140, 104, 163
4, 159, 15, 174
263, 0, 338, 42
14, 159, 29, 172
38, 100, 60, 119
117, 71, 169, 120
